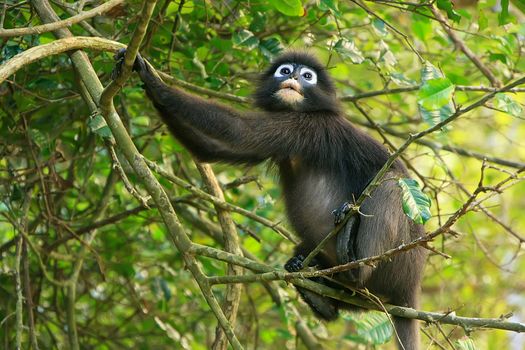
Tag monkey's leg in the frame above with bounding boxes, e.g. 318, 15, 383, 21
335, 214, 360, 283
355, 178, 425, 350
284, 253, 339, 321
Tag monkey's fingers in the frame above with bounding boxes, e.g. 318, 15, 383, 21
110, 48, 126, 80
284, 255, 305, 272
111, 48, 148, 80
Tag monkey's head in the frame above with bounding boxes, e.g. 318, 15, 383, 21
254, 51, 340, 113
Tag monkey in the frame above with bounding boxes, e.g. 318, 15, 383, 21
112, 49, 427, 350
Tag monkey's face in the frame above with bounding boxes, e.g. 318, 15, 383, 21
272, 63, 317, 105
254, 52, 340, 114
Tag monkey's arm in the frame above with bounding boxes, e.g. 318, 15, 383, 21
114, 50, 279, 164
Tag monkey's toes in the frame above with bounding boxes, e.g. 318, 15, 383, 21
332, 201, 351, 225
285, 255, 305, 272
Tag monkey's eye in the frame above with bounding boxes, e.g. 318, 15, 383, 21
300, 67, 317, 85
274, 64, 294, 78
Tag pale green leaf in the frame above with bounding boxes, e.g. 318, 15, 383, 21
88, 114, 112, 138
233, 29, 260, 50
494, 93, 523, 118
398, 178, 432, 224
421, 61, 443, 82
419, 103, 454, 127
418, 78, 455, 110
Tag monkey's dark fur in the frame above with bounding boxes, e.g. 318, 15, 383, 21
113, 50, 427, 350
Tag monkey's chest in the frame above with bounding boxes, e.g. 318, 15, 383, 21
281, 170, 346, 245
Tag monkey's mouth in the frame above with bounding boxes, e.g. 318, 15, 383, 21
275, 80, 304, 105
279, 80, 303, 95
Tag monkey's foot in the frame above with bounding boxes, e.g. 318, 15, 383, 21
332, 201, 352, 225
284, 255, 305, 272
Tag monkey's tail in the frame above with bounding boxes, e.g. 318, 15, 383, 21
393, 316, 420, 350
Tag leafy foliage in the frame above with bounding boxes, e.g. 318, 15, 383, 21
1, 0, 524, 349
343, 312, 394, 345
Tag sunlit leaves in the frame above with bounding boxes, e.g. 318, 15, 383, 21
494, 93, 523, 117
418, 62, 455, 127
343, 312, 393, 345
398, 178, 432, 225
268, 0, 304, 16
418, 78, 455, 110
334, 38, 365, 64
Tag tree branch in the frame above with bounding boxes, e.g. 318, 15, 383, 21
0, 36, 125, 84
0, 0, 123, 37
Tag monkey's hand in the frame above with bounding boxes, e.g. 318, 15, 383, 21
111, 48, 147, 80
332, 201, 352, 226
284, 255, 305, 272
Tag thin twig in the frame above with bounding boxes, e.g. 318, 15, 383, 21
430, 6, 501, 87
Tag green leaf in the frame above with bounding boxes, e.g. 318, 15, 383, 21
319, 0, 342, 17
411, 14, 432, 42
88, 114, 112, 138
478, 10, 488, 31
268, 0, 304, 16
436, 0, 461, 23
259, 38, 284, 59
498, 0, 511, 25
494, 93, 523, 117
418, 64, 454, 127
418, 78, 455, 110
398, 178, 432, 224
334, 39, 365, 64
344, 312, 393, 345
455, 337, 477, 350
233, 29, 260, 50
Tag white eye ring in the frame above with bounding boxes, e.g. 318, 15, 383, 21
274, 64, 294, 78
300, 67, 317, 85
